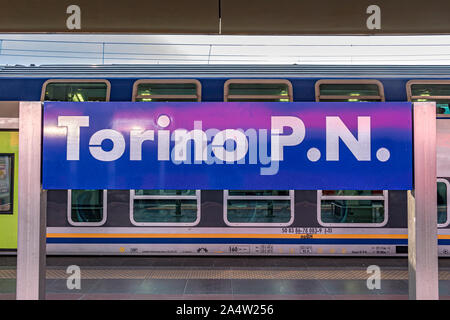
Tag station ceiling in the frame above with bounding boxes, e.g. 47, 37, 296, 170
1, 0, 450, 35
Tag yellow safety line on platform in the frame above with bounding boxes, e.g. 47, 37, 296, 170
1, 268, 450, 280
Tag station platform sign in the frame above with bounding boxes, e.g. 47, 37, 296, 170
42, 102, 413, 190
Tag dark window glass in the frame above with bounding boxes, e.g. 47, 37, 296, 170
322, 190, 383, 196
411, 84, 450, 97
411, 84, 450, 115
229, 190, 289, 196
44, 82, 108, 102
321, 200, 385, 224
71, 190, 103, 223
135, 190, 196, 196
319, 99, 381, 102
0, 155, 13, 215
438, 181, 448, 225
133, 199, 197, 223
227, 200, 291, 223
136, 83, 198, 102
319, 83, 381, 97
228, 83, 290, 102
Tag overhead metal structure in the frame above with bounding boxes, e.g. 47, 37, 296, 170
2, 0, 450, 34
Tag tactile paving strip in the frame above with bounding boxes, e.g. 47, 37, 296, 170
1, 268, 450, 280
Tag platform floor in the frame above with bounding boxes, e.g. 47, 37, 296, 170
1, 256, 450, 300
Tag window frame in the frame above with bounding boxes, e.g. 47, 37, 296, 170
437, 178, 450, 228
132, 79, 202, 102
42, 79, 110, 226
406, 80, 450, 118
0, 153, 14, 215
223, 79, 294, 227
315, 79, 385, 102
317, 190, 389, 227
41, 79, 112, 102
224, 190, 295, 227
129, 189, 201, 227
67, 189, 107, 227
224, 79, 293, 102
131, 79, 202, 226
315, 79, 387, 227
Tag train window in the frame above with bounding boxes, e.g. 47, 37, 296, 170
130, 190, 200, 226
317, 190, 388, 227
224, 79, 292, 102
224, 190, 294, 226
438, 179, 450, 227
315, 80, 384, 102
407, 80, 450, 115
42, 80, 110, 102
131, 80, 201, 225
315, 80, 387, 227
224, 80, 294, 226
0, 154, 14, 215
133, 79, 201, 102
68, 190, 107, 226
42, 80, 110, 226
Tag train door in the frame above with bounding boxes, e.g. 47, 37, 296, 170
0, 102, 19, 252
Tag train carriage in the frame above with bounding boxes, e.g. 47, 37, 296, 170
0, 64, 449, 256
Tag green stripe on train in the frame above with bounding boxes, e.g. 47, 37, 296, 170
0, 131, 18, 250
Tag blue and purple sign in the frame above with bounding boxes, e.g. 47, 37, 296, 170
42, 102, 413, 190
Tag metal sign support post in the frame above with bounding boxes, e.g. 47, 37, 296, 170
16, 102, 46, 300
408, 102, 439, 300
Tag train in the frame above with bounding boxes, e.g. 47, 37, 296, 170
0, 64, 449, 256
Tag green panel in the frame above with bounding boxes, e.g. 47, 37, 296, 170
0, 131, 19, 249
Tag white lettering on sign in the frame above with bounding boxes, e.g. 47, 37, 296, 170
66, 5, 82, 30
56, 115, 390, 175
366, 5, 381, 30
326, 116, 371, 161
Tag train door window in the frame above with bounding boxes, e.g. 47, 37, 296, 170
133, 79, 201, 102
42, 80, 110, 226
131, 80, 202, 225
407, 80, 450, 116
0, 154, 14, 215
438, 179, 450, 227
68, 190, 107, 226
223, 79, 294, 226
315, 80, 387, 227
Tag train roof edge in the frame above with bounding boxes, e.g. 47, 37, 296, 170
0, 64, 449, 78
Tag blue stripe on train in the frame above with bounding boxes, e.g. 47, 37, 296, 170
43, 237, 434, 245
